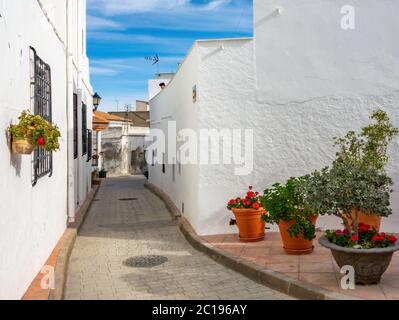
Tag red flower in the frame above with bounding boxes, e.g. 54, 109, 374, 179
247, 191, 255, 198
372, 234, 384, 242
343, 229, 349, 235
37, 137, 45, 146
358, 223, 371, 233
252, 203, 260, 210
350, 235, 359, 242
228, 199, 236, 205
388, 236, 397, 244
335, 230, 343, 236
243, 200, 251, 207
248, 186, 253, 190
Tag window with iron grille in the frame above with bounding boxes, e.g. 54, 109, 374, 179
87, 129, 92, 162
73, 93, 78, 159
30, 48, 52, 186
82, 103, 87, 155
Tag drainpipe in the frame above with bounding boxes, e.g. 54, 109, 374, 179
66, 0, 75, 223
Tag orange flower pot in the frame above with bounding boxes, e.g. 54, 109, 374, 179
278, 216, 318, 255
348, 209, 382, 231
231, 208, 266, 242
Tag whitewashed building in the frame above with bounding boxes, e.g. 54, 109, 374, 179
0, 0, 94, 299
149, 0, 399, 236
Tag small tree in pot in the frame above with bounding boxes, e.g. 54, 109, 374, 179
261, 177, 318, 255
333, 109, 398, 229
301, 161, 398, 284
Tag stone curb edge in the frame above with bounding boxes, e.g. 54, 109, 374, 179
145, 182, 357, 301
49, 185, 100, 300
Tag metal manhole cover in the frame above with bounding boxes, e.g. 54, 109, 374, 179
119, 198, 138, 201
123, 255, 168, 268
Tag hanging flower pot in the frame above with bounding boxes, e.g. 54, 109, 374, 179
12, 137, 34, 155
227, 186, 266, 242
8, 110, 61, 154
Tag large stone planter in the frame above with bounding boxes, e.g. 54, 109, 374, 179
319, 236, 399, 285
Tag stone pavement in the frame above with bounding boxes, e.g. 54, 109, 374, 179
64, 176, 292, 300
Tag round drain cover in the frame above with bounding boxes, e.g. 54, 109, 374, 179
123, 255, 168, 268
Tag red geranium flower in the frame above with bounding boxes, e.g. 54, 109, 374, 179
248, 186, 253, 190
252, 203, 260, 210
350, 235, 359, 242
335, 230, 343, 236
37, 137, 45, 146
247, 191, 255, 198
388, 236, 397, 244
343, 229, 349, 235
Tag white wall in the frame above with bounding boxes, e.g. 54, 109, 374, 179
0, 0, 93, 299
196, 39, 255, 235
253, 0, 399, 231
149, 44, 200, 230
0, 0, 68, 299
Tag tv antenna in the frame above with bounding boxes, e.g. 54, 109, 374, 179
145, 54, 160, 73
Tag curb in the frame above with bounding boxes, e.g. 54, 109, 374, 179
49, 185, 100, 300
145, 182, 357, 300
144, 183, 181, 220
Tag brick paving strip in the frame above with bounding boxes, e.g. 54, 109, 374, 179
146, 183, 399, 300
64, 177, 292, 300
22, 184, 101, 300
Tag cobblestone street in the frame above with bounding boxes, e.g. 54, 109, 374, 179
65, 176, 292, 300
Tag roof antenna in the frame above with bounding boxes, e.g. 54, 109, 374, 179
145, 54, 160, 74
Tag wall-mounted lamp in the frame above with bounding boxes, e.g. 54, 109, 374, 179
93, 92, 102, 112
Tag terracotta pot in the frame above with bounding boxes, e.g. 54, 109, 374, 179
278, 215, 318, 255
350, 209, 382, 231
231, 208, 266, 242
12, 138, 33, 155
319, 236, 399, 285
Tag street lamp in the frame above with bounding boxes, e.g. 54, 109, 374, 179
93, 92, 102, 111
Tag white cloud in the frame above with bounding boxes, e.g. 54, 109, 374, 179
87, 15, 123, 30
88, 0, 190, 15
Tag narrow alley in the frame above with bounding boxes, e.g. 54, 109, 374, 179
64, 176, 292, 300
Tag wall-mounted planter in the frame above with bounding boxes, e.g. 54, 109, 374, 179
12, 138, 34, 155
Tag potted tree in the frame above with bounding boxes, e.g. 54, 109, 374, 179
261, 177, 318, 255
227, 186, 266, 242
301, 162, 398, 284
332, 109, 398, 229
8, 110, 61, 154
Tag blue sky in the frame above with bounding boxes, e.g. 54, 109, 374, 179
87, 0, 253, 111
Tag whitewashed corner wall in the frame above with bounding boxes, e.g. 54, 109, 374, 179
149, 44, 200, 231
253, 0, 399, 231
0, 0, 93, 299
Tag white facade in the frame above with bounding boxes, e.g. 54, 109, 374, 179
253, 0, 399, 232
0, 0, 93, 299
149, 39, 254, 235
149, 0, 399, 236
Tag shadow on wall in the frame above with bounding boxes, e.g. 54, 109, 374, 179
103, 141, 122, 174
5, 127, 22, 176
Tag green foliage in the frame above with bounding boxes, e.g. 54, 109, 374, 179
261, 177, 316, 241
300, 162, 393, 234
334, 109, 398, 172
8, 110, 61, 152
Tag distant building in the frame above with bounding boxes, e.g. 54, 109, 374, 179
148, 72, 175, 100
94, 111, 150, 176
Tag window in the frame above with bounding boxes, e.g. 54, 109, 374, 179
152, 150, 155, 167
73, 93, 78, 159
31, 48, 52, 186
162, 152, 165, 174
82, 103, 87, 155
87, 130, 92, 162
